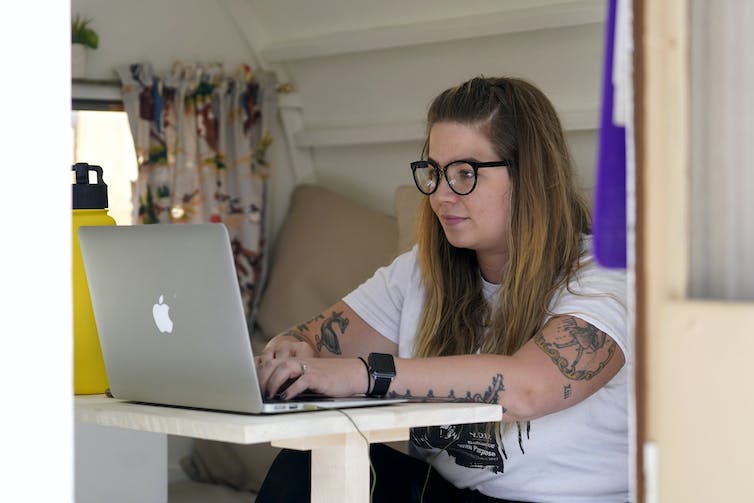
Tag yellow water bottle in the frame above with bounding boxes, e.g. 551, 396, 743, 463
72, 163, 116, 394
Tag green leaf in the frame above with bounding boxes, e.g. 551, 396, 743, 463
83, 31, 98, 49
71, 14, 99, 49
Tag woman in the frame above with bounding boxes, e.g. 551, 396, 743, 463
256, 76, 628, 502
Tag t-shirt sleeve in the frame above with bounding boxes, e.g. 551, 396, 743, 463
342, 247, 419, 344
548, 258, 630, 361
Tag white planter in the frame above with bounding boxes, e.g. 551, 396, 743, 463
72, 43, 87, 79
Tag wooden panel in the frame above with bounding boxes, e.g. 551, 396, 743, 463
655, 302, 754, 501
641, 0, 754, 500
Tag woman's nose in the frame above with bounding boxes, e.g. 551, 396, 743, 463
433, 173, 459, 199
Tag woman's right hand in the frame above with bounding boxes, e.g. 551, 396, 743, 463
254, 302, 398, 397
256, 330, 319, 398
261, 329, 318, 360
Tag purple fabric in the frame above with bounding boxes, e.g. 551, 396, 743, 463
593, 0, 627, 269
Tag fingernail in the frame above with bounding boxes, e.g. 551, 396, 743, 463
280, 392, 287, 400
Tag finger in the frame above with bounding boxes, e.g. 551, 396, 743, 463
275, 361, 315, 400
277, 373, 310, 400
255, 354, 274, 366
256, 355, 282, 394
266, 359, 304, 398
270, 340, 304, 360
273, 344, 294, 359
259, 345, 277, 360
263, 339, 293, 357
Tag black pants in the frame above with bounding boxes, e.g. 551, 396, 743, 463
256, 443, 525, 503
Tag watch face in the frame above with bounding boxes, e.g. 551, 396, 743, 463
369, 353, 396, 374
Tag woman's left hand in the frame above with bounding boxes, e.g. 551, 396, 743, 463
256, 355, 369, 400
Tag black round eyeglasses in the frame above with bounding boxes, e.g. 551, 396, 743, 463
410, 159, 512, 196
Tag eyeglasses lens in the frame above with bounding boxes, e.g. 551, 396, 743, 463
446, 162, 475, 195
413, 165, 438, 194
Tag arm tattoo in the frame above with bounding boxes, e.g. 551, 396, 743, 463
296, 314, 324, 333
315, 311, 349, 355
280, 329, 317, 352
563, 384, 572, 399
534, 316, 617, 380
388, 373, 505, 404
281, 329, 309, 344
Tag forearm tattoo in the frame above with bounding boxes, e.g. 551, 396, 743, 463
313, 311, 349, 355
281, 329, 310, 344
296, 313, 324, 333
388, 373, 505, 404
534, 316, 617, 380
283, 312, 349, 355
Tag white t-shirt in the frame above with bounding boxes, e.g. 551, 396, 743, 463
343, 241, 629, 503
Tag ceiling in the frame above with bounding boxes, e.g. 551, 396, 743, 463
242, 0, 600, 55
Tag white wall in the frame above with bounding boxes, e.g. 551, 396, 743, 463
72, 0, 253, 79
72, 0, 606, 217
287, 22, 604, 213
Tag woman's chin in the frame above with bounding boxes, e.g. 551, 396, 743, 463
443, 234, 473, 250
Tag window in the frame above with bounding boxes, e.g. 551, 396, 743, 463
71, 109, 138, 225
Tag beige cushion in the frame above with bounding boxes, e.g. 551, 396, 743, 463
169, 479, 257, 502
255, 184, 398, 346
393, 184, 424, 254
180, 441, 279, 495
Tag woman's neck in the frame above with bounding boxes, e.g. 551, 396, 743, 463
476, 250, 508, 285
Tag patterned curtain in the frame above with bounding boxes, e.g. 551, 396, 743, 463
117, 62, 277, 318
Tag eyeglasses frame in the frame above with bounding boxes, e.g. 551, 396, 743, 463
410, 159, 513, 196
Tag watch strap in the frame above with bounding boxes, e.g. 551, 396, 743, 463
370, 373, 391, 397
367, 353, 395, 398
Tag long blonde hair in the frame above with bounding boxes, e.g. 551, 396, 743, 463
414, 76, 591, 358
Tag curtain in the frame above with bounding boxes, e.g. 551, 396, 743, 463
117, 62, 277, 317
592, 0, 629, 269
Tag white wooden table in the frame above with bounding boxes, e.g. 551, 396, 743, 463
75, 395, 502, 502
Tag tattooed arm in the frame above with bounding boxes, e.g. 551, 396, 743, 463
257, 300, 397, 397
518, 314, 625, 418
259, 308, 623, 420
387, 315, 624, 422
262, 300, 397, 359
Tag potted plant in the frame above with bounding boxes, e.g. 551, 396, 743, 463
71, 15, 99, 79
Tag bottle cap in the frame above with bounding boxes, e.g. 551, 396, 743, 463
72, 163, 109, 209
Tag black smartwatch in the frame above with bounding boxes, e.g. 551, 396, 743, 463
367, 353, 396, 397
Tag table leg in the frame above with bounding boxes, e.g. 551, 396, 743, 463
273, 431, 371, 503
272, 427, 409, 502
310, 431, 370, 503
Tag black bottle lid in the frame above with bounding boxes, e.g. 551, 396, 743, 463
72, 163, 109, 210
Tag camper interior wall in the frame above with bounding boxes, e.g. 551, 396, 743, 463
70, 0, 608, 493
72, 0, 605, 228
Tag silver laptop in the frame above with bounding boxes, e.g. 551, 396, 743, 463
78, 223, 405, 414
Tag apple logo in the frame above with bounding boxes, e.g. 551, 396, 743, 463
152, 294, 174, 334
